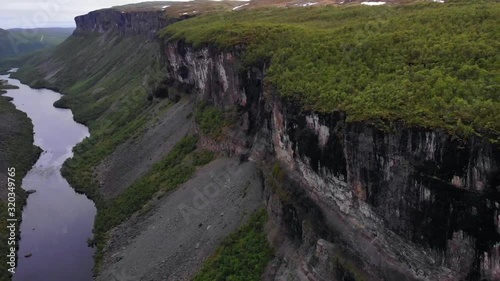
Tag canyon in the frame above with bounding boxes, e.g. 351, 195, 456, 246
6, 2, 500, 280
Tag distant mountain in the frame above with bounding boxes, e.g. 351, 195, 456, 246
0, 27, 74, 60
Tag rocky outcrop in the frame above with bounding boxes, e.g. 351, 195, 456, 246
16, 7, 499, 279
74, 9, 177, 38
161, 40, 500, 280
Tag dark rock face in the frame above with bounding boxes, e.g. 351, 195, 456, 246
74, 9, 177, 39
162, 40, 500, 280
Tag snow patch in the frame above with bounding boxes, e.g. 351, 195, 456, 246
433, 0, 445, 3
361, 1, 386, 5
301, 2, 318, 6
232, 3, 249, 10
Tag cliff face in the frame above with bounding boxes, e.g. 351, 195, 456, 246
162, 41, 500, 280
17, 7, 500, 280
74, 9, 177, 38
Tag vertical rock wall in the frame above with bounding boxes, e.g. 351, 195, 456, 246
161, 40, 500, 280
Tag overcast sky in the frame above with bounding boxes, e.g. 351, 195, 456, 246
0, 0, 179, 29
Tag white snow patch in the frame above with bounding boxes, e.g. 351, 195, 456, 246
361, 1, 386, 5
301, 2, 318, 6
232, 3, 249, 10
433, 0, 445, 3
162, 5, 170, 8
181, 11, 197, 15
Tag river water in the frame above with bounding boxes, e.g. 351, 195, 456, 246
1, 72, 95, 281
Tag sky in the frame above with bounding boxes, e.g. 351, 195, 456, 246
0, 0, 183, 29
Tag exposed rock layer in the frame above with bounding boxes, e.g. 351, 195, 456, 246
45, 9, 500, 281
161, 40, 500, 280
74, 9, 177, 39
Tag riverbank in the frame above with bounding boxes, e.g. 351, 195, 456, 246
2, 75, 95, 281
0, 78, 41, 280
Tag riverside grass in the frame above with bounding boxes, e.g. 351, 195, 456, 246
0, 93, 41, 280
162, 1, 500, 141
10, 33, 178, 273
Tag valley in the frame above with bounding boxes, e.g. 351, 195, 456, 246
0, 0, 498, 280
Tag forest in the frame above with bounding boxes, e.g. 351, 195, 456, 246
162, 1, 499, 141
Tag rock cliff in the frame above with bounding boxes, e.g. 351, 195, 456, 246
17, 6, 500, 281
161, 41, 500, 280
74, 9, 177, 39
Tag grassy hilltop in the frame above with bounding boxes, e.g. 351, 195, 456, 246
163, 1, 500, 140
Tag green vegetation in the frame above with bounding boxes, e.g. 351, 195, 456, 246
0, 28, 73, 60
193, 209, 274, 281
191, 150, 216, 166
12, 32, 175, 273
332, 254, 366, 281
95, 135, 197, 232
0, 80, 19, 92
194, 102, 233, 138
163, 1, 500, 140
12, 33, 166, 202
0, 86, 41, 280
92, 135, 215, 270
267, 162, 291, 202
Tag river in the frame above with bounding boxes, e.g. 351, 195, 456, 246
1, 71, 95, 281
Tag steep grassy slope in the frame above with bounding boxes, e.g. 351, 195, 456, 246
162, 1, 500, 140
0, 28, 73, 60
11, 28, 202, 273
9, 26, 151, 250
12, 31, 162, 201
0, 81, 41, 281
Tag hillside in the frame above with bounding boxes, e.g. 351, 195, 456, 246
0, 28, 73, 60
8, 1, 500, 280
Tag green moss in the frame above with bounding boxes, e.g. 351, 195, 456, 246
193, 209, 274, 281
163, 2, 500, 140
268, 162, 291, 202
194, 102, 232, 138
332, 254, 367, 281
190, 150, 216, 166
